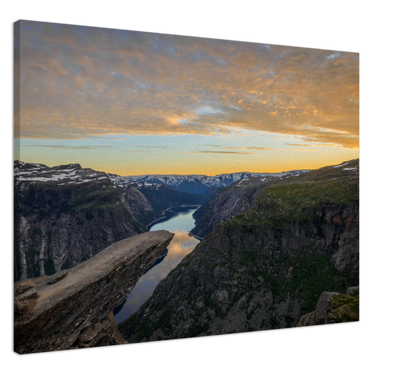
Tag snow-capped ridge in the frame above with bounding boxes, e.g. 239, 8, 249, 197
14, 161, 110, 186
116, 169, 311, 194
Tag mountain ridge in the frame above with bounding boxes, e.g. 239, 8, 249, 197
14, 160, 157, 281
13, 160, 208, 281
118, 159, 359, 342
115, 170, 310, 195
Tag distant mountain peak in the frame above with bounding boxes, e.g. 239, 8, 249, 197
114, 169, 311, 195
14, 161, 108, 186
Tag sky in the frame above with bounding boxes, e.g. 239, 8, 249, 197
14, 20, 359, 176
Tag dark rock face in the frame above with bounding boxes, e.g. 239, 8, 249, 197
191, 160, 358, 240
14, 161, 157, 281
14, 231, 174, 354
315, 292, 341, 324
118, 159, 359, 343
191, 183, 264, 238
136, 184, 206, 215
297, 287, 359, 327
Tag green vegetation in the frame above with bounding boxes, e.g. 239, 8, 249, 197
285, 315, 295, 327
30, 227, 42, 236
239, 249, 357, 315
330, 294, 359, 322
227, 175, 358, 231
187, 323, 210, 337
117, 159, 359, 340
123, 304, 177, 341
138, 185, 205, 215
127, 315, 152, 342
25, 246, 40, 277
228, 164, 359, 315
44, 258, 56, 275
269, 315, 279, 329
61, 258, 70, 270
71, 185, 119, 210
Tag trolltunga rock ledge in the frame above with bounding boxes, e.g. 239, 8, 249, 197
14, 230, 174, 354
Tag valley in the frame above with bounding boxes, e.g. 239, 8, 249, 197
118, 159, 359, 342
14, 158, 359, 351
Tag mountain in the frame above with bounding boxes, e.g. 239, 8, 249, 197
14, 231, 173, 354
14, 161, 158, 281
117, 159, 359, 342
191, 169, 313, 238
119, 170, 309, 195
108, 174, 206, 215
190, 174, 297, 239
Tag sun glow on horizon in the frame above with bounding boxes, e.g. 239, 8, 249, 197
14, 21, 359, 175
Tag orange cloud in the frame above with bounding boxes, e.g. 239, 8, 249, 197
15, 21, 359, 149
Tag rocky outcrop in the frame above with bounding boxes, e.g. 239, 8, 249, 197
297, 287, 359, 327
118, 160, 359, 343
14, 230, 174, 354
190, 181, 264, 238
14, 161, 158, 281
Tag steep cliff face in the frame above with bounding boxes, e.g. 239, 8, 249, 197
118, 159, 359, 343
135, 184, 206, 215
190, 181, 265, 238
190, 171, 307, 238
14, 231, 174, 354
14, 161, 157, 281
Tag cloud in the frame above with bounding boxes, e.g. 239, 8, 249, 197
245, 147, 274, 150
202, 144, 274, 150
135, 145, 169, 149
16, 21, 359, 149
19, 144, 114, 150
123, 150, 151, 153
183, 151, 256, 155
285, 143, 312, 147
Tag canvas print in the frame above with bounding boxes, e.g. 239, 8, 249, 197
13, 20, 359, 354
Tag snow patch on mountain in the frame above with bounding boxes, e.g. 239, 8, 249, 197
14, 161, 111, 186
114, 170, 311, 194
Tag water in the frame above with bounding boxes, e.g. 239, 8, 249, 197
113, 207, 200, 324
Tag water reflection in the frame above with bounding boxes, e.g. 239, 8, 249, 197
114, 208, 199, 324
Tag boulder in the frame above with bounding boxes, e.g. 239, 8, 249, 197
315, 292, 340, 325
297, 311, 316, 327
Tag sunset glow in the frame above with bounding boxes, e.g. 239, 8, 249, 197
14, 20, 359, 175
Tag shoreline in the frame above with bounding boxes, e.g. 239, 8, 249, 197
188, 232, 204, 241
146, 204, 201, 231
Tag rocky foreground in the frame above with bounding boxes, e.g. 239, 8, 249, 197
14, 231, 173, 354
297, 286, 359, 326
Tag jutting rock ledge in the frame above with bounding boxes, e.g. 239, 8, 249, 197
14, 230, 174, 354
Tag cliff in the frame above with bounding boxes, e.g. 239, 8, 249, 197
190, 171, 306, 238
135, 183, 206, 215
14, 230, 174, 354
190, 183, 262, 238
14, 161, 157, 280
118, 159, 359, 342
